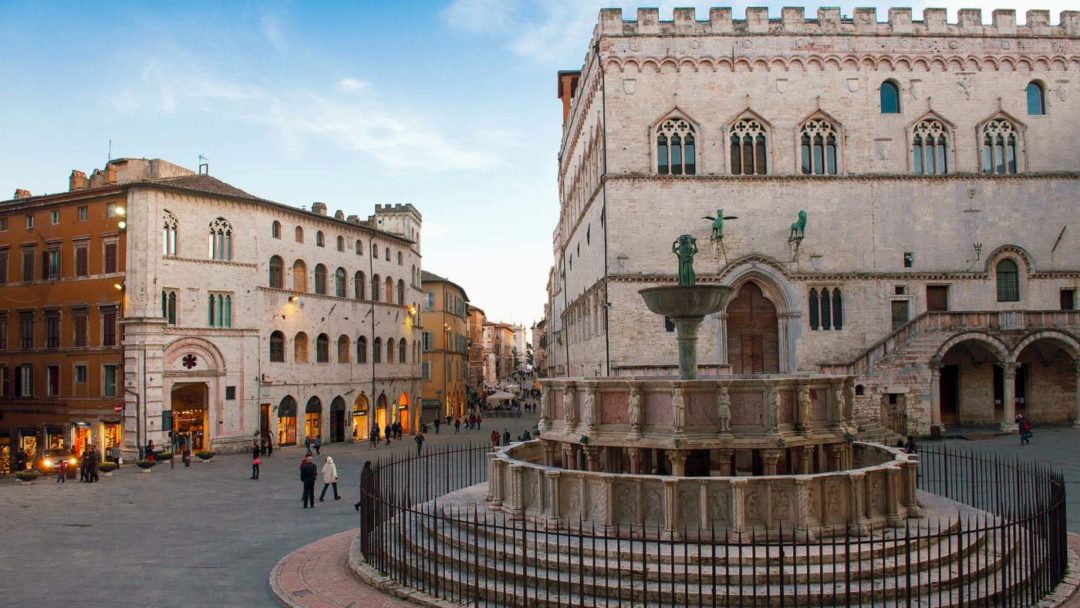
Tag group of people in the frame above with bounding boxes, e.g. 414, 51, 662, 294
367, 422, 406, 447
299, 453, 341, 508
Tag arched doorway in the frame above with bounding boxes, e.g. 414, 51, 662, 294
353, 393, 369, 440
939, 338, 1006, 425
726, 282, 779, 374
170, 383, 208, 451
1014, 336, 1077, 424
305, 397, 322, 442
278, 396, 297, 446
375, 393, 389, 436
330, 397, 346, 443
398, 393, 411, 434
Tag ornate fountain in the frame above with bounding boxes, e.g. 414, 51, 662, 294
490, 234, 918, 537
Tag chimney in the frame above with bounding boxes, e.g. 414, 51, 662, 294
13, 189, 32, 200
346, 214, 361, 224
105, 163, 117, 185
311, 202, 327, 216
334, 210, 345, 221
557, 71, 581, 126
69, 170, 89, 191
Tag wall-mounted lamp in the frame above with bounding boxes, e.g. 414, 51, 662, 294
113, 282, 124, 291
117, 220, 127, 230
289, 295, 299, 302
115, 206, 126, 216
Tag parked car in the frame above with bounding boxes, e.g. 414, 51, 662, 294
37, 449, 77, 475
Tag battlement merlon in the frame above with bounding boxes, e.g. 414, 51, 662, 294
373, 203, 422, 221
597, 8, 1080, 38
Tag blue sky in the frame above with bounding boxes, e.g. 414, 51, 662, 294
0, 1, 1072, 325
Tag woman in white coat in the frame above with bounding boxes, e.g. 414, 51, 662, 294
319, 456, 340, 501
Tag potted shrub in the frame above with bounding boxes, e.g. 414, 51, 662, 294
136, 460, 157, 472
15, 470, 40, 484
98, 462, 118, 476
196, 450, 215, 462
154, 451, 173, 461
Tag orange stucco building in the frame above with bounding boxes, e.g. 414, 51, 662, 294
0, 171, 127, 470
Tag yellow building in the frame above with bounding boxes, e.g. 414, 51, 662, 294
420, 271, 468, 421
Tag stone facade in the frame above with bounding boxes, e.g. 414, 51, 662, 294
550, 7, 1080, 434
114, 160, 423, 454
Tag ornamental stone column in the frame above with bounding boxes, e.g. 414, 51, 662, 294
1000, 362, 1018, 432
800, 446, 815, 474
794, 478, 810, 538
762, 448, 782, 476
885, 466, 902, 527
509, 464, 525, 519
902, 457, 923, 517
583, 446, 600, 472
544, 469, 562, 528
716, 448, 735, 476
663, 478, 679, 538
929, 359, 943, 433
848, 472, 868, 536
730, 478, 747, 534
542, 440, 555, 467
667, 449, 688, 477
826, 444, 842, 471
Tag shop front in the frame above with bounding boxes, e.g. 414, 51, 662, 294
278, 395, 298, 446
352, 393, 369, 440
170, 383, 209, 451
330, 397, 346, 443
304, 397, 322, 442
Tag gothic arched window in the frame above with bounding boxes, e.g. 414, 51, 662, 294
272, 220, 281, 239
294, 332, 309, 362
316, 333, 330, 363
373, 338, 382, 363
357, 336, 367, 363
314, 264, 328, 295
292, 260, 307, 292
656, 117, 696, 176
354, 271, 365, 300
981, 118, 1019, 175
163, 210, 178, 256
337, 335, 350, 363
270, 331, 285, 362
800, 119, 839, 175
912, 119, 949, 175
729, 118, 768, 175
208, 217, 232, 261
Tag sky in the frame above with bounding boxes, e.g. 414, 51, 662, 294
0, 0, 1073, 326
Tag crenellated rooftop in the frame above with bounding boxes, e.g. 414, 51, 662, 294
598, 7, 1080, 38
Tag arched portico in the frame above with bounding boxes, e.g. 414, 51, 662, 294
1011, 331, 1080, 425
931, 332, 1011, 428
719, 260, 800, 373
163, 336, 226, 451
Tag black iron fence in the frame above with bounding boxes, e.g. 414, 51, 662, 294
359, 443, 1067, 607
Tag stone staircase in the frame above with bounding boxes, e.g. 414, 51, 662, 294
355, 492, 1030, 608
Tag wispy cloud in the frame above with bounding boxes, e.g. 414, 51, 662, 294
443, 0, 520, 32
260, 13, 287, 50
111, 59, 494, 172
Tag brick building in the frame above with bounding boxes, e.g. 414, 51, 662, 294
549, 7, 1080, 435
466, 305, 487, 390
2, 158, 424, 462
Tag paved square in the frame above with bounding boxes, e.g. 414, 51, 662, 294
0, 415, 538, 608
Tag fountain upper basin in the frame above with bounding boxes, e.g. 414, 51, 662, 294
639, 285, 734, 318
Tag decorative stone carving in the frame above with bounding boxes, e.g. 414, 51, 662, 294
716, 384, 732, 433
796, 384, 811, 431
672, 387, 686, 433
627, 382, 643, 436
563, 384, 578, 427
771, 486, 791, 524
765, 385, 781, 433
538, 389, 553, 432
679, 486, 700, 528
745, 488, 765, 526
582, 387, 597, 432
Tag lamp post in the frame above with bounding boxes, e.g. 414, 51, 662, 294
443, 323, 451, 419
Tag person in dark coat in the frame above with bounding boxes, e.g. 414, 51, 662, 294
314, 435, 322, 456
414, 432, 425, 455
265, 431, 274, 457
502, 429, 511, 446
251, 442, 261, 479
300, 456, 318, 508
88, 446, 99, 482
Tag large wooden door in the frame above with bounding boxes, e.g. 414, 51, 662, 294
926, 286, 949, 312
726, 282, 779, 374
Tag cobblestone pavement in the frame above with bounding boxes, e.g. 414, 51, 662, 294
0, 413, 538, 608
940, 425, 1080, 532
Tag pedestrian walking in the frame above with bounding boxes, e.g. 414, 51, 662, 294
385, 426, 391, 445
319, 456, 340, 501
251, 442, 261, 479
110, 445, 121, 468
904, 435, 917, 454
304, 436, 312, 452
79, 450, 89, 482
454, 418, 461, 434
433, 418, 440, 434
300, 456, 318, 508
181, 439, 192, 467
502, 429, 511, 446
354, 460, 373, 513
414, 432, 425, 455
1016, 413, 1033, 444
490, 430, 500, 448
88, 446, 99, 482
265, 431, 274, 457
259, 435, 266, 457
314, 435, 322, 456
370, 425, 379, 448
56, 455, 66, 483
